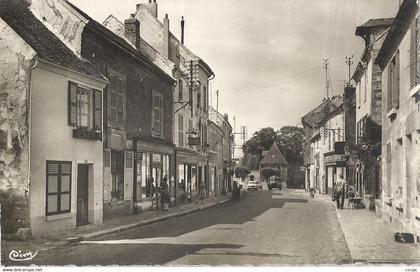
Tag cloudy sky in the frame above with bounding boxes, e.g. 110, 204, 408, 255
69, 0, 398, 153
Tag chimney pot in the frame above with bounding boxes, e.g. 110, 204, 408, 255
124, 16, 140, 49
181, 16, 185, 45
163, 13, 169, 58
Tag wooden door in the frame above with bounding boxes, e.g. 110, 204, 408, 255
77, 164, 89, 226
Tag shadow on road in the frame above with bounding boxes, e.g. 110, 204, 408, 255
27, 243, 244, 266
100, 191, 308, 241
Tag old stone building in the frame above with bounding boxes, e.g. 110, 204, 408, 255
375, 0, 419, 239
66, 1, 176, 218
351, 18, 393, 210
0, 0, 107, 236
131, 1, 220, 201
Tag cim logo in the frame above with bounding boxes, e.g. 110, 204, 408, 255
9, 250, 38, 261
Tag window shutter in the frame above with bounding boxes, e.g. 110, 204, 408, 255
68, 81, 78, 126
417, 17, 420, 86
392, 51, 400, 109
93, 90, 102, 131
410, 21, 417, 88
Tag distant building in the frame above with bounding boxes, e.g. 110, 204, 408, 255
259, 143, 288, 186
374, 0, 419, 238
302, 97, 343, 192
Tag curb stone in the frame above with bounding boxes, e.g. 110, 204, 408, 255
72, 195, 240, 244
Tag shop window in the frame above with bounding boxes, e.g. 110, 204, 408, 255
178, 164, 186, 191
68, 81, 102, 140
141, 153, 152, 198
46, 161, 72, 216
111, 150, 124, 200
152, 91, 164, 137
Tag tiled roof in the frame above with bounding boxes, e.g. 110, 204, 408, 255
0, 1, 104, 80
260, 143, 287, 166
375, 0, 419, 70
355, 18, 394, 36
301, 96, 343, 127
65, 0, 175, 85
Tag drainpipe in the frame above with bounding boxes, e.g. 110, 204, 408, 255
27, 55, 38, 223
132, 137, 139, 214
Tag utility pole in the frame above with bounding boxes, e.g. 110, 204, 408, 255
323, 58, 330, 98
216, 90, 219, 112
345, 55, 353, 87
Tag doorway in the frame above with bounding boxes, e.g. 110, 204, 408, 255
77, 164, 89, 226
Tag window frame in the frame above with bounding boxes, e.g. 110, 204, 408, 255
46, 161, 72, 216
107, 69, 126, 130
178, 79, 183, 101
77, 87, 91, 128
151, 90, 164, 137
178, 115, 184, 147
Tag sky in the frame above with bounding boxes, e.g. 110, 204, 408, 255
69, 0, 399, 156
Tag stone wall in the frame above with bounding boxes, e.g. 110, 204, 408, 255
0, 19, 36, 233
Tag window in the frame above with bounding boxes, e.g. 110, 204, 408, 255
108, 70, 125, 129
178, 79, 183, 101
197, 90, 201, 110
387, 51, 400, 111
178, 115, 184, 147
68, 81, 102, 133
111, 150, 124, 200
46, 161, 72, 216
364, 73, 367, 103
410, 18, 419, 88
203, 86, 207, 112
152, 91, 163, 137
386, 143, 392, 197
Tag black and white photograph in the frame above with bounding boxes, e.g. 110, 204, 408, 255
0, 0, 419, 270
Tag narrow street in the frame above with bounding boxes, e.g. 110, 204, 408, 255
27, 189, 351, 266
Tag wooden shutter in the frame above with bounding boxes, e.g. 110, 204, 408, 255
410, 21, 417, 88
392, 51, 400, 109
417, 18, 420, 86
93, 90, 102, 131
68, 81, 78, 126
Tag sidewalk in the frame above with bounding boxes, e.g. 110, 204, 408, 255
291, 189, 420, 264
1, 192, 241, 262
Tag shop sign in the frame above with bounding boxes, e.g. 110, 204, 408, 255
325, 154, 346, 165
188, 137, 201, 146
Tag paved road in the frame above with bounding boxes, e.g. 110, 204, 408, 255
24, 189, 351, 266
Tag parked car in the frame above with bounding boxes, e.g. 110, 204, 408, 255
247, 175, 261, 190
268, 176, 282, 190
247, 180, 259, 190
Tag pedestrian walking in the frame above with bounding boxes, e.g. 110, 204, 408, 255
335, 174, 346, 209
347, 185, 355, 209
198, 181, 206, 204
232, 180, 240, 201
160, 176, 170, 211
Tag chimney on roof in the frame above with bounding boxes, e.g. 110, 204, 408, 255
125, 14, 140, 50
181, 16, 185, 44
163, 13, 169, 58
139, 0, 158, 18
